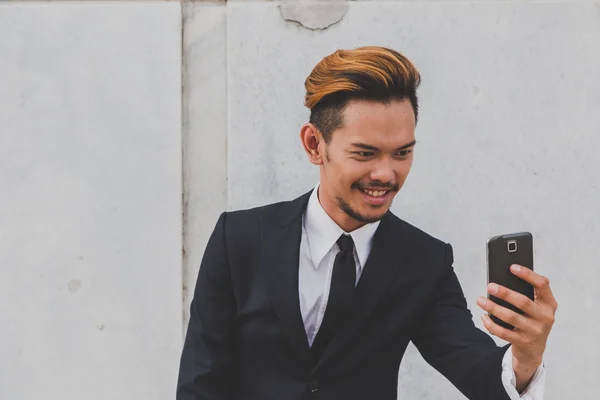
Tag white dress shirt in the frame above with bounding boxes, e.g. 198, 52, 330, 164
298, 185, 545, 399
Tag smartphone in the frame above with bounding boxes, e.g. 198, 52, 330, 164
486, 232, 534, 330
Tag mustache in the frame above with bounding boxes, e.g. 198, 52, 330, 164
352, 181, 399, 192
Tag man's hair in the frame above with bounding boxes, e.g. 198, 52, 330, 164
304, 46, 421, 143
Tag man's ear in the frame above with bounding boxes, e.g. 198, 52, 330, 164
300, 123, 324, 166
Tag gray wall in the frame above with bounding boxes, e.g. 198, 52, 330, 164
0, 3, 182, 400
2, 1, 599, 399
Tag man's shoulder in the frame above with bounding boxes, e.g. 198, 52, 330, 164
386, 211, 448, 249
222, 191, 311, 227
214, 194, 308, 252
384, 213, 452, 270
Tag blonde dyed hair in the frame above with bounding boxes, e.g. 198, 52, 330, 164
304, 46, 421, 142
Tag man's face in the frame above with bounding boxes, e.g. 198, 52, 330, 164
317, 98, 416, 231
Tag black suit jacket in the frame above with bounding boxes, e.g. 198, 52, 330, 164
177, 191, 511, 400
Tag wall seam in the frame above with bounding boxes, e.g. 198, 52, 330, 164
180, 0, 187, 340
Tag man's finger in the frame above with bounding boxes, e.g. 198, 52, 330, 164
477, 297, 529, 332
481, 314, 521, 343
510, 265, 557, 304
487, 283, 538, 317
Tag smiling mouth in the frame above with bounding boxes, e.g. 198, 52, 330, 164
359, 188, 391, 197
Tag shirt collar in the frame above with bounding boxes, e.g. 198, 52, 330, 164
304, 183, 380, 270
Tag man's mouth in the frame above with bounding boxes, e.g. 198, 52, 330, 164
352, 183, 399, 206
360, 188, 390, 198
357, 187, 393, 206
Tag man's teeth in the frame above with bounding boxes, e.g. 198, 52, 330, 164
363, 189, 387, 197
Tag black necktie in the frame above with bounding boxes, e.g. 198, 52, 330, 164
311, 234, 356, 363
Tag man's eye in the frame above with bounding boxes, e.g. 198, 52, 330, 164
396, 149, 413, 157
356, 152, 374, 157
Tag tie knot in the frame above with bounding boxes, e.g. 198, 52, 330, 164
337, 234, 354, 253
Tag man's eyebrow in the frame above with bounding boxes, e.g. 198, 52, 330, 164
397, 140, 417, 150
350, 140, 417, 152
350, 143, 380, 151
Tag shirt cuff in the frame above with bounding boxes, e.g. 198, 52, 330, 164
501, 345, 546, 400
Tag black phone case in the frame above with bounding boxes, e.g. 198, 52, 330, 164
487, 232, 534, 330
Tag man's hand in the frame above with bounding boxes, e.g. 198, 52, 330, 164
476, 264, 558, 392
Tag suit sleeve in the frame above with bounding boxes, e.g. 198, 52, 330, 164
412, 243, 511, 400
176, 212, 236, 400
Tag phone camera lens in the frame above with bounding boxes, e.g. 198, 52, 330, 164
507, 240, 517, 253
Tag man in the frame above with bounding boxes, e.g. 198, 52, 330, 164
177, 46, 557, 399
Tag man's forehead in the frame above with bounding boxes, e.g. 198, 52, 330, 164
337, 129, 415, 149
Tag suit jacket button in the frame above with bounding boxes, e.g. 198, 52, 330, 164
308, 380, 319, 393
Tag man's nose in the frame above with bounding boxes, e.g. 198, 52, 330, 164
369, 159, 394, 183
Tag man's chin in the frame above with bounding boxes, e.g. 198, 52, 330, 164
348, 205, 389, 224
361, 211, 388, 223
336, 195, 390, 224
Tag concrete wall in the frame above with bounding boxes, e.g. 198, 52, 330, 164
2, 1, 599, 399
0, 3, 182, 400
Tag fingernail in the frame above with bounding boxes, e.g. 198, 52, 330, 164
477, 297, 487, 307
511, 265, 521, 273
488, 283, 499, 294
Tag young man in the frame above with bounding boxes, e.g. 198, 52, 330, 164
177, 46, 556, 400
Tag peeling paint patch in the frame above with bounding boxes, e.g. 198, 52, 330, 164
279, 0, 349, 31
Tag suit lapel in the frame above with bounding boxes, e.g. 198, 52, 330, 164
314, 213, 410, 370
261, 191, 313, 369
